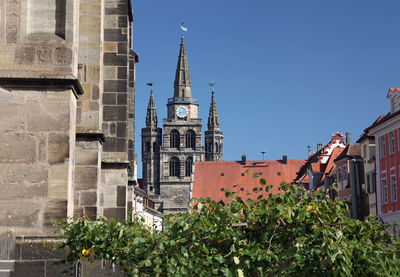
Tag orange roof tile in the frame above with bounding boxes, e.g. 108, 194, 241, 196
192, 160, 306, 203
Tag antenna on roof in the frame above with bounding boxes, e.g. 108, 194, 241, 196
307, 145, 311, 155
261, 150, 266, 161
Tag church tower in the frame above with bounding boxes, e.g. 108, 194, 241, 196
205, 91, 223, 161
141, 89, 162, 194
158, 37, 205, 213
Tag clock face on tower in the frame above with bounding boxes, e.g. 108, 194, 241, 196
176, 106, 188, 118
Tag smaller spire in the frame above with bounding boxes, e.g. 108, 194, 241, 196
146, 89, 158, 128
207, 91, 220, 130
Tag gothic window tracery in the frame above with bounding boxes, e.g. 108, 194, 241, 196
170, 157, 180, 177
185, 130, 196, 148
170, 130, 180, 148
185, 157, 193, 176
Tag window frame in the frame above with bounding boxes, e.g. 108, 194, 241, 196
380, 136, 386, 158
391, 175, 397, 202
389, 131, 395, 155
382, 178, 388, 204
169, 157, 180, 177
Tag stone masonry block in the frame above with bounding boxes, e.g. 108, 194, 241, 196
116, 186, 126, 207
92, 84, 99, 100
103, 207, 125, 221
117, 66, 127, 79
74, 167, 98, 190
36, 46, 53, 64
116, 122, 126, 137
117, 93, 127, 105
15, 46, 35, 65
103, 105, 126, 121
43, 200, 68, 227
12, 261, 45, 277
103, 186, 116, 207
75, 150, 98, 166
104, 53, 127, 66
103, 93, 116, 105
118, 16, 128, 28
103, 137, 126, 152
104, 80, 127, 92
0, 133, 37, 163
0, 200, 41, 229
54, 47, 72, 65
48, 133, 69, 164
80, 191, 97, 206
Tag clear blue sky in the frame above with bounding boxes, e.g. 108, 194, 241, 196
132, 0, 400, 176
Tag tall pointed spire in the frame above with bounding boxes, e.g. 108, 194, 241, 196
207, 91, 220, 130
174, 37, 192, 98
146, 89, 158, 127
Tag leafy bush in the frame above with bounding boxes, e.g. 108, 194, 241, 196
55, 181, 400, 276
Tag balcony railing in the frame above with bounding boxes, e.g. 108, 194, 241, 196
168, 97, 198, 104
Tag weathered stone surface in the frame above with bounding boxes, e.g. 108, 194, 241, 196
0, 201, 41, 229
116, 122, 126, 137
104, 80, 127, 92
103, 137, 126, 152
103, 186, 116, 207
117, 93, 127, 105
117, 43, 127, 55
104, 53, 126, 66
0, 164, 48, 186
84, 207, 97, 220
75, 150, 98, 166
15, 46, 35, 65
116, 186, 126, 207
92, 84, 99, 100
103, 105, 126, 121
54, 47, 72, 65
103, 207, 125, 221
43, 200, 67, 226
48, 164, 69, 199
0, 134, 37, 163
12, 261, 45, 277
36, 46, 53, 64
27, 99, 70, 132
103, 93, 116, 105
80, 191, 97, 206
75, 167, 98, 190
117, 66, 127, 79
48, 133, 69, 164
118, 16, 128, 28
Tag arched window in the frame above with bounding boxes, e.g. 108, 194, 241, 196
185, 157, 193, 176
170, 157, 180, 177
170, 130, 180, 148
185, 130, 196, 148
215, 143, 219, 153
208, 143, 213, 153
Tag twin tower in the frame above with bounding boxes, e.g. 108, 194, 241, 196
141, 37, 223, 213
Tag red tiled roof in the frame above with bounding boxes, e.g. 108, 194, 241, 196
192, 160, 306, 203
321, 147, 345, 180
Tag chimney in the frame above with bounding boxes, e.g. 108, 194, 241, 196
241, 155, 246, 166
282, 154, 287, 165
317, 143, 323, 152
346, 132, 351, 144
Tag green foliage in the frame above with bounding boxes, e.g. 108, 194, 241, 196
54, 182, 400, 276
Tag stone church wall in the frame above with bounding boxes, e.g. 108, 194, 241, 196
0, 0, 136, 276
